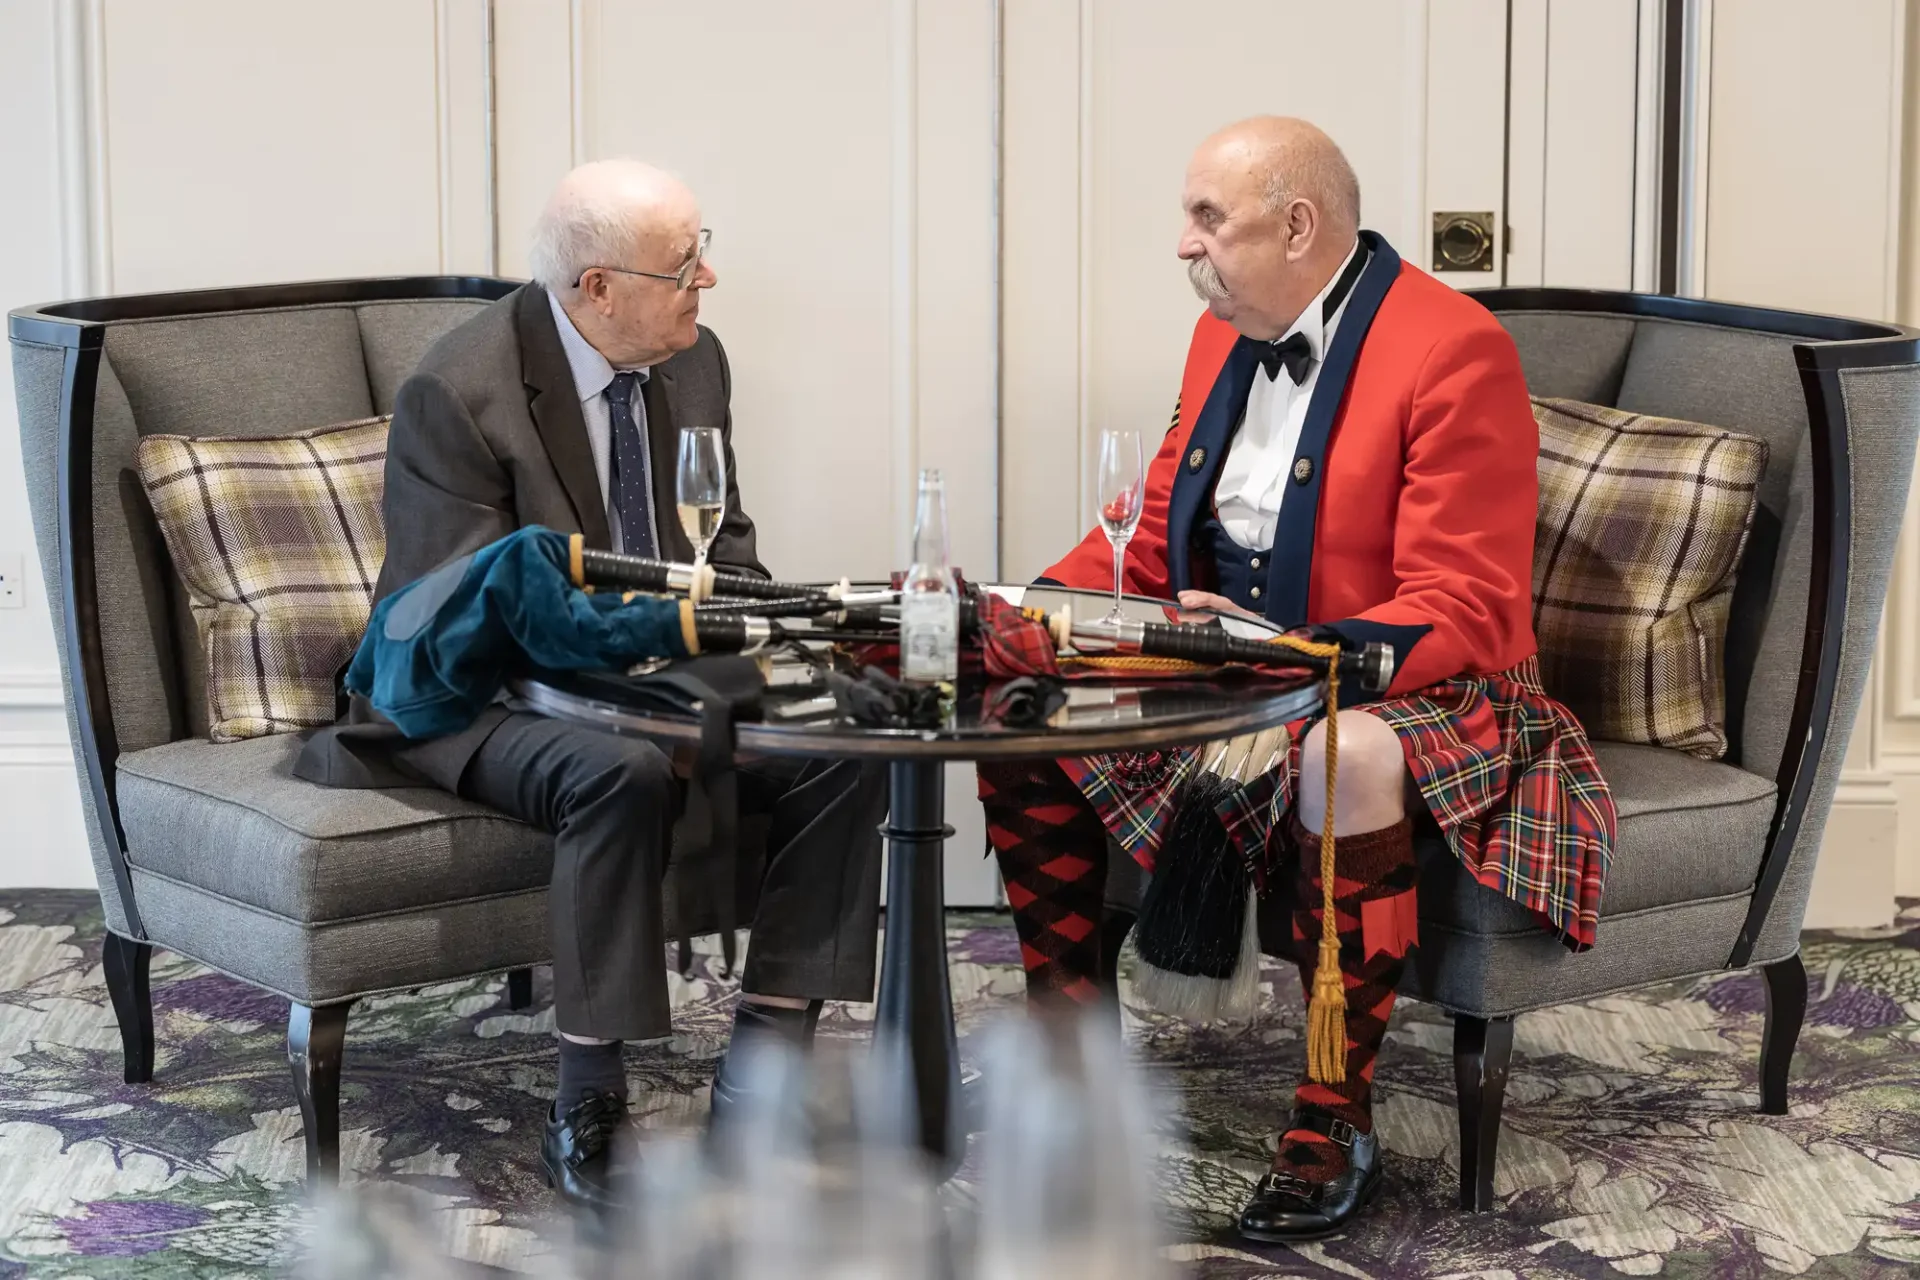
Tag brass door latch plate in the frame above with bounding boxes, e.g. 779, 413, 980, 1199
1432, 212, 1496, 272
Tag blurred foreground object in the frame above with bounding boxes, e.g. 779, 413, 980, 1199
299, 1007, 1167, 1278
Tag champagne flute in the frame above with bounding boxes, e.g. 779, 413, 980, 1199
676, 426, 726, 568
1096, 428, 1145, 624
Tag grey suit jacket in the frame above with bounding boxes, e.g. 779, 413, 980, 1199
295, 282, 769, 790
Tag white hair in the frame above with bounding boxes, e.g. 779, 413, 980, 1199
526, 159, 681, 295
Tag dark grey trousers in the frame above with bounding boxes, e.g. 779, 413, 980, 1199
459, 712, 887, 1041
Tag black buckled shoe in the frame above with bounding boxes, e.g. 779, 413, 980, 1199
540, 1089, 633, 1214
1237, 1109, 1384, 1243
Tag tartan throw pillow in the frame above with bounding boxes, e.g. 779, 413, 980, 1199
136, 416, 390, 743
1530, 397, 1768, 759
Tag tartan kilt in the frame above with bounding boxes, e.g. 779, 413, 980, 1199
1057, 655, 1615, 950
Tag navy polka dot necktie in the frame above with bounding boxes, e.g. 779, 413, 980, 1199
606, 370, 657, 559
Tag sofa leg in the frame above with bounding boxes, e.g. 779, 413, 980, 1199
1454, 1014, 1515, 1212
101, 934, 155, 1084
288, 1001, 352, 1183
507, 967, 534, 1011
1760, 954, 1807, 1116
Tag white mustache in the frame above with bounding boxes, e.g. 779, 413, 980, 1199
1188, 255, 1230, 302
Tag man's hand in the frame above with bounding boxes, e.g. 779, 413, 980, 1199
1175, 590, 1258, 624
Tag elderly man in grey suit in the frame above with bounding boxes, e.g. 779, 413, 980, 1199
297, 159, 885, 1211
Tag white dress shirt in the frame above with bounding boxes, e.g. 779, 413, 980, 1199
546, 290, 658, 555
1213, 239, 1362, 550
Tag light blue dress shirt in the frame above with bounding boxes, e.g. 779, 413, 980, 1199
545, 290, 659, 555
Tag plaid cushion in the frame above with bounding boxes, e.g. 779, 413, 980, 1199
1530, 397, 1767, 759
136, 416, 389, 743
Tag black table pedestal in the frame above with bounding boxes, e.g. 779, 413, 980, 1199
873, 758, 962, 1172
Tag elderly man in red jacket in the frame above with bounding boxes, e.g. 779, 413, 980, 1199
978, 117, 1613, 1241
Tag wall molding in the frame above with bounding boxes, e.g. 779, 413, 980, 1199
1073, 0, 1093, 538
0, 676, 70, 765
0, 672, 62, 710
77, 0, 110, 293
890, 0, 920, 572
1630, 0, 1664, 291
1883, 0, 1909, 325
1676, 0, 1712, 296
1401, 0, 1431, 277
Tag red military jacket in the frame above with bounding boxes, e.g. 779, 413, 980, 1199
1040, 232, 1539, 699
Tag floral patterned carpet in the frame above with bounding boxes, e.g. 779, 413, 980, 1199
2, 890, 1920, 1277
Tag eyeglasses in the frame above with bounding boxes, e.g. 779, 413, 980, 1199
574, 228, 712, 291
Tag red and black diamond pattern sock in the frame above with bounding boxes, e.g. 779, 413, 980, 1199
977, 759, 1111, 1007
1278, 813, 1418, 1183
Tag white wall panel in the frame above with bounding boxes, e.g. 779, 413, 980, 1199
1696, 0, 1908, 925
1505, 0, 1550, 288
96, 0, 483, 291
1705, 0, 1903, 319
492, 0, 575, 280
1541, 0, 1639, 288
999, 0, 1085, 583
1506, 0, 1641, 291
0, 0, 91, 888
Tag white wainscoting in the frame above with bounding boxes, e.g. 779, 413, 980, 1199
1, 0, 91, 888
1694, 0, 1910, 926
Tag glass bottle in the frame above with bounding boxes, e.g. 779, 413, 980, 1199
900, 468, 959, 683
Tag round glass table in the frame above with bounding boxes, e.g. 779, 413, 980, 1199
509, 583, 1323, 1169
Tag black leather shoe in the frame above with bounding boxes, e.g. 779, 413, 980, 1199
1237, 1109, 1384, 1243
540, 1089, 632, 1214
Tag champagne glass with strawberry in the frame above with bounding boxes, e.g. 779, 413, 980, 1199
1096, 428, 1145, 624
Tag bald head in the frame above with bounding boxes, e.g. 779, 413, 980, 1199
527, 158, 714, 367
1177, 117, 1363, 341
1208, 116, 1360, 231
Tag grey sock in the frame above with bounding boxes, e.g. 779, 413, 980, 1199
555, 1038, 626, 1112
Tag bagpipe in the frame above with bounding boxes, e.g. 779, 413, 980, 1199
347, 526, 1380, 1068
559, 532, 1395, 694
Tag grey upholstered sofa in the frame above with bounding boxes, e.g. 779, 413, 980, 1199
10, 278, 606, 1182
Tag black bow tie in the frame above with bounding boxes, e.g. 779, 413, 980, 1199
1257, 331, 1314, 385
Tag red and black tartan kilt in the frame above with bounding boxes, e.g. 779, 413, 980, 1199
1054, 655, 1615, 950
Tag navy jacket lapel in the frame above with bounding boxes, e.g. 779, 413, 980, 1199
1167, 338, 1261, 595
1262, 231, 1401, 623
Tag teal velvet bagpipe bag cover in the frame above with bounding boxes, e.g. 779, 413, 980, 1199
345, 525, 691, 738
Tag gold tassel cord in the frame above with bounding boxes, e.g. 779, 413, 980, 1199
1061, 654, 1210, 675
1305, 655, 1346, 1085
